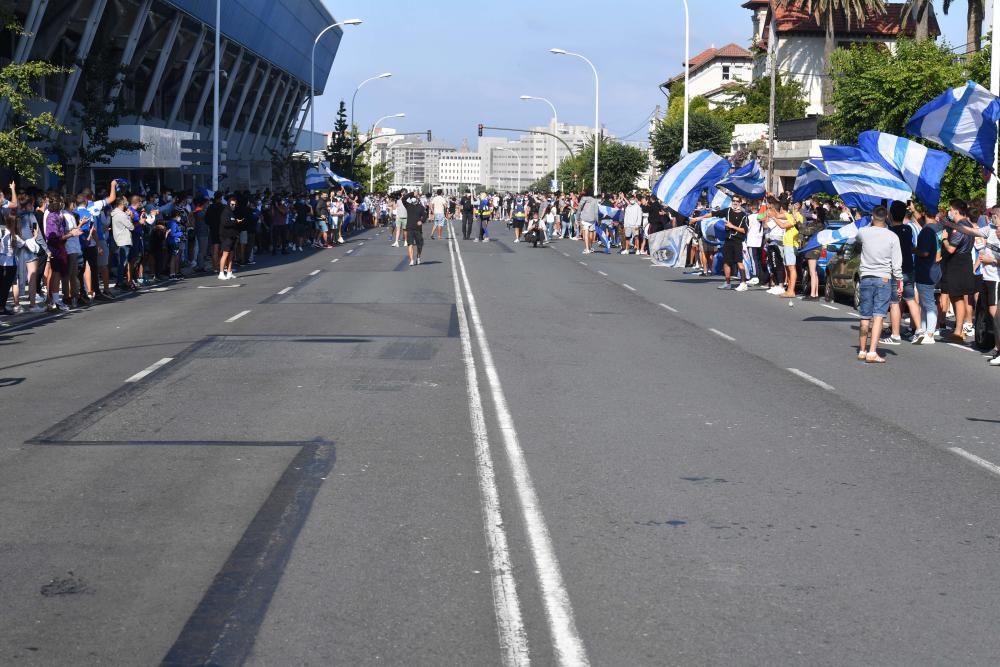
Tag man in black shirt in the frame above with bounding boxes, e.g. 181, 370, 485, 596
403, 192, 426, 265
886, 200, 919, 343
460, 194, 474, 240
719, 197, 749, 291
205, 192, 224, 272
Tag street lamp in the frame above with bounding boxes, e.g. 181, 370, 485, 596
520, 95, 559, 191
494, 146, 521, 193
370, 112, 405, 192
680, 0, 690, 157
310, 18, 362, 166
350, 72, 392, 175
550, 48, 599, 196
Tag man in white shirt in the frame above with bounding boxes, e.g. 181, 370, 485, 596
855, 206, 902, 363
429, 189, 447, 241
622, 197, 642, 255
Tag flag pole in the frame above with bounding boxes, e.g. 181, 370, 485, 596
989, 0, 999, 209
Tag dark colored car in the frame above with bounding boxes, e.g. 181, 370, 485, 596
824, 240, 862, 308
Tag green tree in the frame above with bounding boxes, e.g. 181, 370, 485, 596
777, 0, 887, 113
553, 137, 648, 194
323, 101, 352, 176
0, 10, 70, 180
664, 82, 711, 124
717, 74, 808, 125
58, 40, 146, 193
650, 112, 733, 171
829, 37, 990, 203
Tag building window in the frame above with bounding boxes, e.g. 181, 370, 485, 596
722, 65, 731, 81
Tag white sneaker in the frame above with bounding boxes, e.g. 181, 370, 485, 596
963, 322, 975, 337
416, 257, 422, 265
734, 282, 748, 292
218, 271, 227, 280
409, 259, 415, 266
12, 305, 24, 314
28, 305, 44, 313
990, 355, 1000, 366
767, 286, 783, 295
391, 241, 399, 247
225, 271, 235, 280
620, 249, 628, 254
717, 283, 731, 290
923, 333, 936, 345
748, 277, 759, 286
337, 237, 345, 244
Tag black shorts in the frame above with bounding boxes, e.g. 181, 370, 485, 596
220, 236, 238, 252
722, 241, 744, 267
984, 280, 999, 307
407, 228, 423, 247
512, 218, 525, 229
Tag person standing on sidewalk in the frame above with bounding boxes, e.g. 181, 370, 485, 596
855, 206, 902, 364
403, 190, 426, 266
718, 197, 749, 291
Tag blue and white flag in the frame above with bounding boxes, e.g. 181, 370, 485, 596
709, 186, 732, 210
700, 217, 727, 246
905, 80, 1000, 169
798, 216, 871, 255
598, 204, 623, 222
820, 145, 913, 212
791, 160, 837, 202
648, 226, 694, 267
305, 166, 327, 192
716, 160, 766, 200
857, 130, 950, 213
322, 161, 361, 190
652, 149, 731, 217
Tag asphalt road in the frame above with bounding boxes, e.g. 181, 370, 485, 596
2, 221, 1000, 666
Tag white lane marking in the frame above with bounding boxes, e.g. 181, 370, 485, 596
622, 283, 636, 292
659, 303, 678, 313
849, 312, 861, 318
309, 269, 321, 276
196, 284, 241, 289
125, 357, 173, 383
277, 287, 293, 295
225, 309, 251, 323
331, 258, 340, 263
947, 343, 974, 352
446, 227, 529, 666
708, 328, 735, 342
450, 223, 589, 665
597, 270, 608, 276
148, 287, 172, 292
359, 242, 365, 246
821, 304, 839, 310
346, 249, 354, 254
562, 252, 569, 257
579, 261, 587, 266
786, 367, 835, 392
949, 447, 1000, 477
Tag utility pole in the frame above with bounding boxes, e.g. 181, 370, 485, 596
767, 0, 778, 195
989, 0, 999, 207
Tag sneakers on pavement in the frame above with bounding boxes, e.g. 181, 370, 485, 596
990, 355, 1000, 366
879, 335, 901, 346
717, 283, 732, 290
963, 322, 975, 337
734, 282, 749, 292
218, 271, 227, 280
748, 277, 760, 286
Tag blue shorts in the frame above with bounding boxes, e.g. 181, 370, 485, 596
889, 271, 915, 304
859, 275, 892, 319
317, 219, 328, 233
434, 213, 445, 225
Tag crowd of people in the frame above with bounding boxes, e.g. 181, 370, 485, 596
3, 179, 999, 369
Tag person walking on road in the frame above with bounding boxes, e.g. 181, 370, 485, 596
476, 191, 493, 242
855, 205, 902, 364
403, 191, 426, 266
719, 197, 749, 291
577, 189, 599, 254
393, 191, 407, 247
429, 189, 447, 241
460, 193, 474, 241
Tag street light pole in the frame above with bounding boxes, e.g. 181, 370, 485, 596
310, 18, 362, 167
520, 95, 559, 191
350, 72, 392, 176
681, 0, 690, 156
369, 112, 405, 192
212, 0, 219, 192
495, 146, 521, 193
551, 48, 599, 195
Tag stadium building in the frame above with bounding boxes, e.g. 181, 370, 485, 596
2, 0, 341, 191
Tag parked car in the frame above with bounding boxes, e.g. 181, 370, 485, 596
824, 240, 862, 308
799, 221, 849, 295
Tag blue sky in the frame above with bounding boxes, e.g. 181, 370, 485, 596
315, 0, 971, 148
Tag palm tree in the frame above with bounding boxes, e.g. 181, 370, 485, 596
776, 0, 888, 114
942, 0, 985, 52
901, 0, 936, 40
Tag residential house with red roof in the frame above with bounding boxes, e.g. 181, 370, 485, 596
660, 43, 753, 109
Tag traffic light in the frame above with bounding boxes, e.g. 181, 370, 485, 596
427, 130, 432, 141
478, 124, 483, 137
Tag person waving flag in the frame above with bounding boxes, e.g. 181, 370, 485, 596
857, 130, 951, 213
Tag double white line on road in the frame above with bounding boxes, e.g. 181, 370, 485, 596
448, 224, 588, 666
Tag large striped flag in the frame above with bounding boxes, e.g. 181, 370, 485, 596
648, 226, 694, 267
322, 161, 361, 189
905, 80, 1000, 169
716, 160, 766, 200
598, 204, 623, 222
798, 216, 871, 255
305, 166, 327, 191
791, 160, 837, 202
699, 217, 727, 246
820, 145, 913, 212
857, 130, 951, 213
652, 149, 731, 217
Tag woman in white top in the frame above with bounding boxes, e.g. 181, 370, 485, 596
13, 195, 44, 313
1, 211, 25, 315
